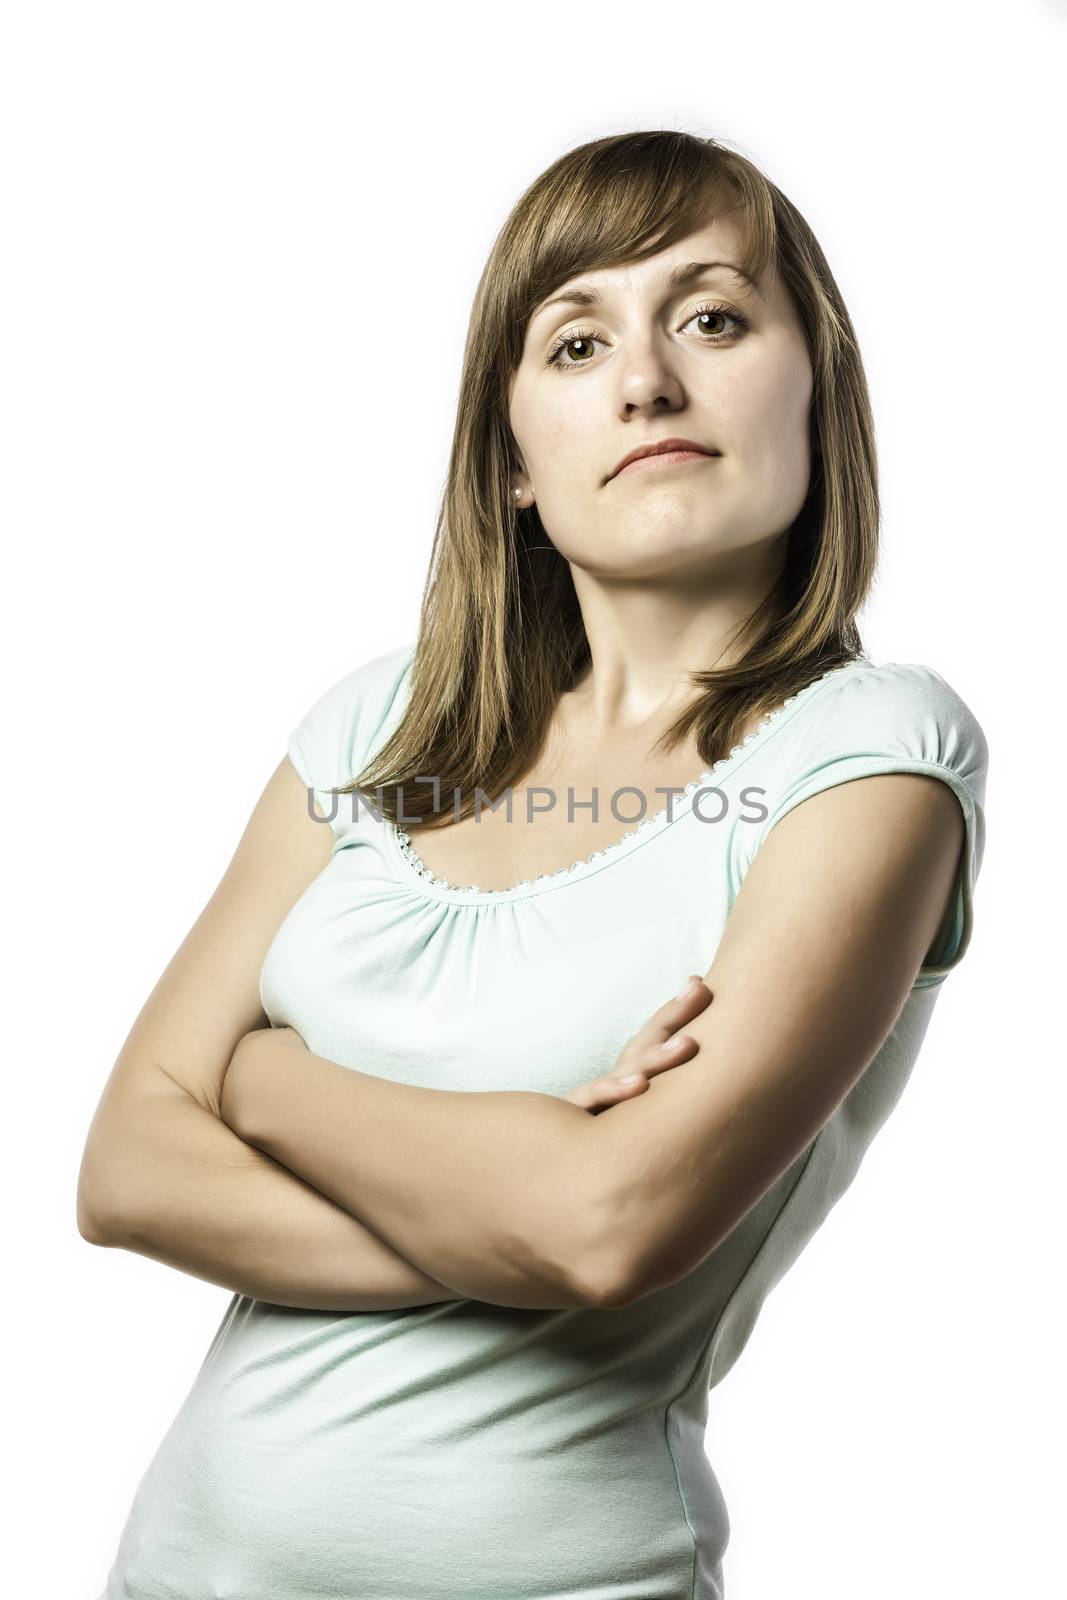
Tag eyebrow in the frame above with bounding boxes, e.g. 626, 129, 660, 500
533, 260, 764, 321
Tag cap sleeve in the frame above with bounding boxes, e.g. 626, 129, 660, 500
286, 641, 417, 841
743, 662, 989, 990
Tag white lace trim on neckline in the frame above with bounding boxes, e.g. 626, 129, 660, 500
391, 658, 864, 897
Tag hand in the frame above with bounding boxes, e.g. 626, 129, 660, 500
220, 1024, 308, 1135
563, 976, 712, 1115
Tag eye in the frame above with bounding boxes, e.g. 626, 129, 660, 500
544, 300, 750, 372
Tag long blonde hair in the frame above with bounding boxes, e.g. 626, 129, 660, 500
346, 129, 879, 828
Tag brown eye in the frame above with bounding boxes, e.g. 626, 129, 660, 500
545, 329, 603, 370
683, 303, 749, 342
544, 301, 749, 373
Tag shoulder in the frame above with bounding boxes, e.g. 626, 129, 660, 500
743, 659, 990, 987
771, 658, 989, 791
286, 640, 417, 797
745, 657, 989, 874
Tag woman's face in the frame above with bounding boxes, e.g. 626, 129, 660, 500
507, 217, 815, 583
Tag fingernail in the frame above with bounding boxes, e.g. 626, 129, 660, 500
675, 977, 696, 1000
617, 1073, 643, 1084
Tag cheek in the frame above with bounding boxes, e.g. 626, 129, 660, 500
729, 346, 806, 428
523, 412, 604, 495
541, 389, 598, 447
733, 377, 812, 486
514, 387, 578, 465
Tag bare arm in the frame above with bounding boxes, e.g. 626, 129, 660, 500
80, 747, 705, 1315
103, 1012, 696, 1314
220, 1030, 600, 1310
578, 772, 968, 1306
86, 1069, 469, 1312
215, 983, 717, 1311
77, 754, 474, 1312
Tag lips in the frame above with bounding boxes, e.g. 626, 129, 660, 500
610, 437, 720, 480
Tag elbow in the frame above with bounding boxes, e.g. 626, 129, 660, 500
515, 1118, 639, 1310
571, 1190, 668, 1310
583, 1255, 660, 1311
584, 1253, 647, 1309
551, 1170, 647, 1310
566, 1223, 641, 1311
76, 1185, 118, 1246
577, 1263, 644, 1311
506, 1213, 622, 1311
76, 1143, 129, 1248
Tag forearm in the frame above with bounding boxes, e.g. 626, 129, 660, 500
83, 1081, 470, 1312
222, 1038, 608, 1310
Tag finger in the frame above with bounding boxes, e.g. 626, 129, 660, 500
639, 1029, 700, 1077
565, 1076, 647, 1109
602, 1070, 649, 1094
610, 980, 707, 1075
565, 1076, 650, 1114
600, 1074, 650, 1105
610, 979, 711, 1084
647, 975, 712, 1040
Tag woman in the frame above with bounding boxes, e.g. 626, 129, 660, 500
81, 129, 988, 1598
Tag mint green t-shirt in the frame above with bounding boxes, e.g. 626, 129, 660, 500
99, 642, 988, 1599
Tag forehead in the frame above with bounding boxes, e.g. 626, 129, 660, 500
526, 221, 778, 337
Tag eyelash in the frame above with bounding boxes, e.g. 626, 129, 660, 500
544, 301, 750, 372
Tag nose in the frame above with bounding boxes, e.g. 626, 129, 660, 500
617, 342, 686, 415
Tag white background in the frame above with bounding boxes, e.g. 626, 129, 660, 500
3, 2, 1063, 1595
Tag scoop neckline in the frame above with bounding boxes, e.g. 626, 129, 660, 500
384, 656, 869, 906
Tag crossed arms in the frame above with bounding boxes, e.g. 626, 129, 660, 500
209, 769, 964, 1312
